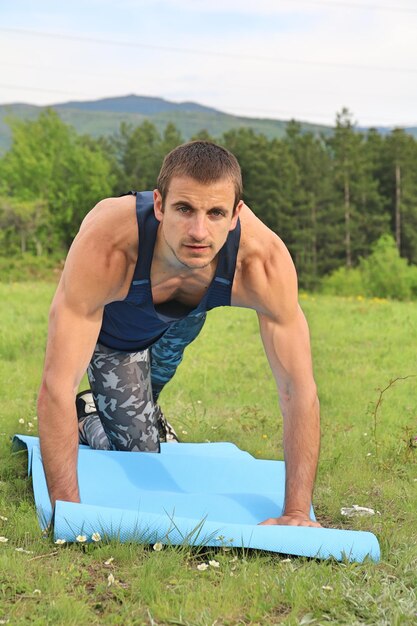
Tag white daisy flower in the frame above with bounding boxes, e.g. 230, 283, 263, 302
197, 563, 209, 571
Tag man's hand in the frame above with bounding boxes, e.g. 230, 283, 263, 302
259, 513, 322, 527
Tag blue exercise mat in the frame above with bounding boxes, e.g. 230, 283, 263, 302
12, 435, 380, 562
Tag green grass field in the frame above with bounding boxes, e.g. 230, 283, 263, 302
0, 283, 416, 625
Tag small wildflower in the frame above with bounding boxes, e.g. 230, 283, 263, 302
197, 563, 209, 571
281, 558, 291, 563
18, 418, 25, 424
181, 430, 188, 435
104, 557, 114, 565
209, 559, 220, 568
15, 547, 33, 554
197, 400, 202, 404
54, 538, 66, 545
0, 536, 8, 543
107, 573, 115, 586
27, 422, 34, 429
76, 535, 87, 543
0, 516, 7, 521
33, 589, 41, 595
366, 453, 372, 457
262, 434, 268, 439
153, 542, 163, 552
363, 432, 368, 436
322, 585, 333, 591
91, 532, 101, 542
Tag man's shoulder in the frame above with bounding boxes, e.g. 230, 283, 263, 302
238, 204, 291, 267
233, 205, 297, 313
76, 195, 137, 255
60, 195, 139, 304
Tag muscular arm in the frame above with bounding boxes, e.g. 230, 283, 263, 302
258, 307, 320, 526
37, 280, 103, 506
234, 208, 320, 526
37, 199, 132, 507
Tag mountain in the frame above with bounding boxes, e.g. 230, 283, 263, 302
0, 94, 333, 154
53, 94, 222, 116
1, 94, 415, 154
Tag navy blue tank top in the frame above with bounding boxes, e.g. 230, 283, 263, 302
98, 191, 241, 351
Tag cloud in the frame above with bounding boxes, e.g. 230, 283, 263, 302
1, 0, 417, 125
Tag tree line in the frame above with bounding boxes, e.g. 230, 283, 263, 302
1, 108, 417, 290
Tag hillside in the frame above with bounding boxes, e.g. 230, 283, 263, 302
0, 94, 331, 153
1, 94, 415, 154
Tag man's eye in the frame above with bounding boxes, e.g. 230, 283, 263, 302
178, 206, 190, 213
210, 210, 224, 217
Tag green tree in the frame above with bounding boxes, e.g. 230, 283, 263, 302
284, 121, 334, 287
111, 120, 164, 194
221, 128, 299, 239
327, 109, 388, 268
0, 197, 51, 255
378, 129, 417, 262
0, 109, 115, 248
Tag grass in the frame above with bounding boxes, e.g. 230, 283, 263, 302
0, 284, 416, 624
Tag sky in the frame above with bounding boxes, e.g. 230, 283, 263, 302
1, 0, 417, 128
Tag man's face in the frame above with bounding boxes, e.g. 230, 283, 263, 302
153, 176, 242, 270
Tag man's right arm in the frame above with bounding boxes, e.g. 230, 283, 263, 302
37, 203, 130, 508
37, 280, 103, 506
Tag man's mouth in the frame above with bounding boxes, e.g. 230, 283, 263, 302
183, 243, 211, 250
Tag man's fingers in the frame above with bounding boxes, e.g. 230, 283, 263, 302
258, 516, 322, 527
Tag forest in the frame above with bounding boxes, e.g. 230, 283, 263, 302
1, 107, 417, 294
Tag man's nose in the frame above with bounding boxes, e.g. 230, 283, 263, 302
188, 215, 208, 241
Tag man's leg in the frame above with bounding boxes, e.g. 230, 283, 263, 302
78, 312, 207, 450
150, 313, 207, 401
84, 344, 160, 452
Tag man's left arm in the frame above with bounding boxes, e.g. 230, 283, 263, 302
257, 305, 321, 527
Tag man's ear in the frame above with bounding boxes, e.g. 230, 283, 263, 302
229, 200, 244, 231
153, 189, 164, 222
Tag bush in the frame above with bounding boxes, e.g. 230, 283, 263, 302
321, 234, 417, 300
0, 254, 63, 282
360, 234, 417, 300
321, 265, 365, 297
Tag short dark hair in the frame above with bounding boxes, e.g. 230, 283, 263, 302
157, 140, 243, 209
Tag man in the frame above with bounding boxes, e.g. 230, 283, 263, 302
37, 141, 320, 527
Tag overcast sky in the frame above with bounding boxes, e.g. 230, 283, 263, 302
1, 0, 416, 127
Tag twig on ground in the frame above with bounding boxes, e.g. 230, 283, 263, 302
372, 375, 415, 456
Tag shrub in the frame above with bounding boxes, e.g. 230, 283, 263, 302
359, 234, 417, 300
321, 266, 365, 297
321, 234, 417, 300
0, 254, 63, 282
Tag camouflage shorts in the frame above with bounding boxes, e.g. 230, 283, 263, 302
83, 313, 206, 453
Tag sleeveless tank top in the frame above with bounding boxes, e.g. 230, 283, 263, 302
98, 191, 241, 351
